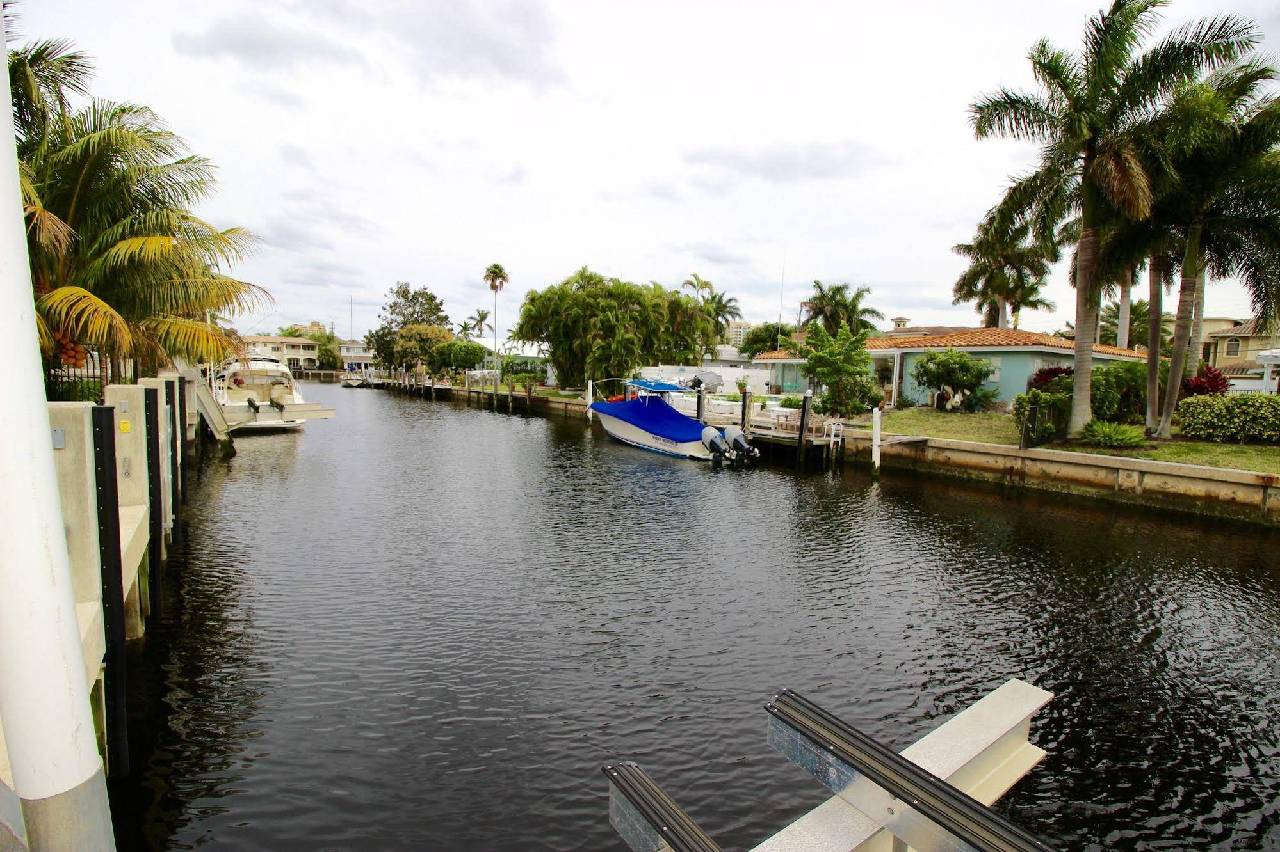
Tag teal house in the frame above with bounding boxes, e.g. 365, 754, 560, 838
753, 327, 1143, 405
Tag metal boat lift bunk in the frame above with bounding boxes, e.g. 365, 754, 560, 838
603, 687, 1054, 852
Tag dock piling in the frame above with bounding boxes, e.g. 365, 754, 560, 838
91, 406, 130, 778
871, 406, 882, 473
796, 390, 812, 468
144, 388, 163, 618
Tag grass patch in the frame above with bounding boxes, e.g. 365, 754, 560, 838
878, 408, 1021, 445
873, 407, 1278, 475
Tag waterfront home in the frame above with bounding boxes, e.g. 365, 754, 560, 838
241, 334, 321, 370
340, 338, 375, 371
753, 327, 1143, 405
1203, 319, 1280, 391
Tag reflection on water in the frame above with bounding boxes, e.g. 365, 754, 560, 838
110, 385, 1280, 850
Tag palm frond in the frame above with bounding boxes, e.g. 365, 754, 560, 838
37, 285, 132, 352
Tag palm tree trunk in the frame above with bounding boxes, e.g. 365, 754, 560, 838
1145, 255, 1164, 433
1187, 267, 1206, 374
1116, 277, 1132, 350
1069, 222, 1101, 436
1157, 224, 1202, 439
997, 297, 1009, 329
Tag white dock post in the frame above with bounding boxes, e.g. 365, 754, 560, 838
0, 61, 115, 849
586, 380, 593, 422
871, 406, 882, 472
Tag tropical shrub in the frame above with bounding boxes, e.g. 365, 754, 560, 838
961, 386, 1000, 413
1090, 361, 1147, 423
911, 349, 993, 411
509, 371, 542, 393
789, 323, 881, 417
1012, 389, 1069, 446
429, 339, 487, 373
779, 395, 804, 409
1177, 394, 1280, 443
1080, 420, 1146, 448
1029, 365, 1072, 390
1181, 364, 1230, 397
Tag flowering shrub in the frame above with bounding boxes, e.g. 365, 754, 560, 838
1029, 365, 1072, 390
1181, 364, 1230, 397
1013, 389, 1070, 446
1177, 393, 1280, 443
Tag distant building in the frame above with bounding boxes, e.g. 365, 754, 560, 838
723, 320, 754, 348
885, 317, 982, 338
1204, 319, 1280, 390
340, 339, 375, 370
300, 320, 330, 336
242, 335, 320, 370
703, 345, 751, 369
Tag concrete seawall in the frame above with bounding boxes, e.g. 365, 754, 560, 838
844, 432, 1280, 527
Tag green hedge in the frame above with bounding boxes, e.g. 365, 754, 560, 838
1177, 393, 1280, 443
1012, 389, 1070, 446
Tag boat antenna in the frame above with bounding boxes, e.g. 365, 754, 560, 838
776, 251, 786, 351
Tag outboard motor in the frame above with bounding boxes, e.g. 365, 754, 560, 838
722, 425, 759, 468
701, 425, 729, 469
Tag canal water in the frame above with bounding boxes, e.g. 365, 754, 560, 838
110, 384, 1280, 850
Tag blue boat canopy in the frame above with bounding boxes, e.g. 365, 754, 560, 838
626, 378, 685, 393
589, 396, 705, 444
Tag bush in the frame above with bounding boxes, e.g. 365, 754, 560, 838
1181, 364, 1230, 397
1029, 365, 1072, 390
1177, 393, 1280, 443
1012, 389, 1070, 446
779, 395, 804, 409
911, 349, 994, 400
1080, 420, 1146, 447
962, 386, 1000, 413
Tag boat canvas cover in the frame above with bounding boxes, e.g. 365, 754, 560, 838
590, 397, 705, 443
626, 378, 685, 393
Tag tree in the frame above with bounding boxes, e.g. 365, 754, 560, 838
952, 221, 1054, 328
460, 308, 491, 341
910, 349, 995, 409
365, 282, 449, 366
681, 273, 714, 302
802, 281, 883, 336
703, 289, 742, 339
393, 324, 453, 368
971, 0, 1256, 435
787, 323, 880, 417
484, 263, 508, 370
738, 322, 796, 358
13, 39, 266, 375
512, 267, 715, 388
1099, 298, 1172, 350
428, 339, 487, 373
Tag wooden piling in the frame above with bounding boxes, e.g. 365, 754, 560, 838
796, 391, 812, 468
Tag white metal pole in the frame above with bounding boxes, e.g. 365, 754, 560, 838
586, 379, 593, 422
871, 406, 882, 472
0, 58, 115, 849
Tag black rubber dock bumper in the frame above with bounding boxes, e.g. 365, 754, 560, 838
765, 689, 1054, 852
602, 761, 722, 852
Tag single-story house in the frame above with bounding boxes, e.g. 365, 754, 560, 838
752, 328, 1144, 405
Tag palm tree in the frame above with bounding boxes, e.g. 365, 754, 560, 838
681, 273, 714, 303
483, 263, 508, 371
1099, 298, 1171, 350
802, 281, 883, 336
1149, 65, 1280, 437
703, 289, 742, 340
459, 308, 491, 341
971, 1, 1256, 434
953, 220, 1053, 328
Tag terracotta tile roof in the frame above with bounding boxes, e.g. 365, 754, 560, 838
751, 328, 1144, 361
1220, 362, 1260, 376
1209, 319, 1276, 338
884, 325, 982, 337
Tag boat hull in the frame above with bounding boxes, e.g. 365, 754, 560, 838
593, 410, 711, 460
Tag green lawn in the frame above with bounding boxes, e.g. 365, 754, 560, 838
870, 407, 1279, 475
878, 409, 1021, 445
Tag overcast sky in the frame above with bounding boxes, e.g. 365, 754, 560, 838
15, 0, 1280, 341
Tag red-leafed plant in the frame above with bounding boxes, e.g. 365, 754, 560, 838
1182, 364, 1230, 397
1030, 366, 1072, 390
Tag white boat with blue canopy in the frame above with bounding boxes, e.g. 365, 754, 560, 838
589, 379, 757, 466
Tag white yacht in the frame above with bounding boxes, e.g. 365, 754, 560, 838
214, 353, 334, 432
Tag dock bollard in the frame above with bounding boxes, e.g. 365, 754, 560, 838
872, 406, 882, 472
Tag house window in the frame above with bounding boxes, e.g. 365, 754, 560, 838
1226, 338, 1241, 357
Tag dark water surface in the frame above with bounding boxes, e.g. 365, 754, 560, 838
110, 384, 1280, 850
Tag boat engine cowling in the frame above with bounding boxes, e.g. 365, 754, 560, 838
723, 425, 759, 466
702, 425, 729, 460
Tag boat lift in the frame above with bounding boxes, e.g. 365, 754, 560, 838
604, 681, 1054, 852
